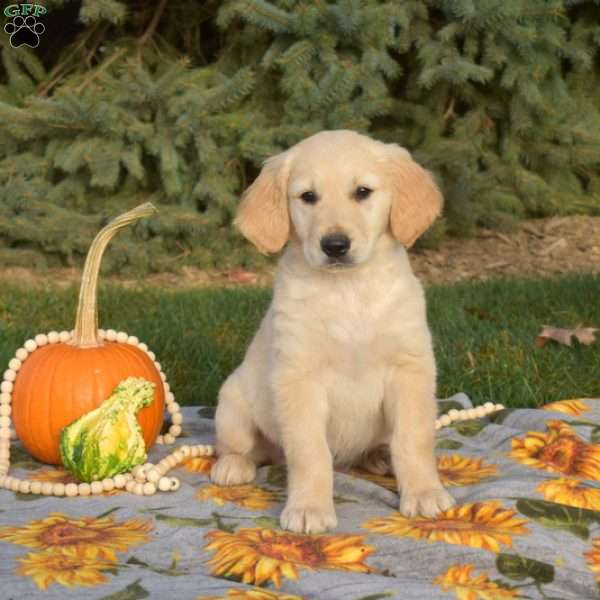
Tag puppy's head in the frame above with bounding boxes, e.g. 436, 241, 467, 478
235, 130, 442, 269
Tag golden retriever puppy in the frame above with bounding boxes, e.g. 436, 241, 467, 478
210, 129, 455, 533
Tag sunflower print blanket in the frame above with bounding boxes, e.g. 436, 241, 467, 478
2, 396, 600, 599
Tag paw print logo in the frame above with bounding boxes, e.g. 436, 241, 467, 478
4, 15, 45, 48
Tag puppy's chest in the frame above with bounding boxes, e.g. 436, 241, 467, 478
314, 286, 398, 352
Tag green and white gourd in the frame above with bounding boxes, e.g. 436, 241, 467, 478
0, 335, 503, 498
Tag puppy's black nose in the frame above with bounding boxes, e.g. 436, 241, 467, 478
320, 233, 351, 258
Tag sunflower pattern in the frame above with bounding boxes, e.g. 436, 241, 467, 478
510, 419, 600, 479
3, 400, 600, 598
204, 528, 376, 587
362, 500, 529, 552
196, 484, 282, 510
434, 564, 520, 599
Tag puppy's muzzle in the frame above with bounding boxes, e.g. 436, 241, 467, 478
320, 233, 351, 258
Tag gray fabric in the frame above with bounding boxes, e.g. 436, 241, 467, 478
2, 396, 600, 599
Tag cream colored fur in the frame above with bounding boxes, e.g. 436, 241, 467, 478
210, 130, 454, 533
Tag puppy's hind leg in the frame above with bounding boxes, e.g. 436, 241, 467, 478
360, 444, 392, 476
210, 376, 264, 486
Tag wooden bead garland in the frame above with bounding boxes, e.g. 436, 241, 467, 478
0, 329, 215, 497
0, 333, 504, 497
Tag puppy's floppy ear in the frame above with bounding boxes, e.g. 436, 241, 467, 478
386, 144, 443, 248
234, 152, 290, 254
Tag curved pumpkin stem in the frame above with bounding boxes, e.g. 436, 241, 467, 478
70, 203, 157, 348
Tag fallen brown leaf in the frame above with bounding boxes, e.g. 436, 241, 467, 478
535, 325, 598, 348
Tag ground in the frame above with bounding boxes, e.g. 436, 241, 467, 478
2, 215, 599, 288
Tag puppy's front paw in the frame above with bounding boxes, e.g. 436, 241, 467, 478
400, 487, 455, 518
280, 503, 337, 534
210, 454, 256, 486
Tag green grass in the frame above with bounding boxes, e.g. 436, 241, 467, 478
1, 274, 599, 408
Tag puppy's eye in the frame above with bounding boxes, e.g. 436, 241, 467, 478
354, 186, 372, 201
300, 191, 318, 204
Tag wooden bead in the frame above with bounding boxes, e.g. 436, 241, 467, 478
11, 478, 20, 491
154, 361, 162, 372
466, 408, 478, 419
3, 476, 13, 489
190, 446, 200, 457
24, 339, 37, 352
167, 402, 180, 414
35, 334, 48, 347
19, 480, 31, 494
156, 461, 169, 475
3, 369, 16, 382
203, 445, 215, 456
143, 482, 156, 495
40, 481, 53, 495
59, 330, 71, 342
113, 474, 126, 488
439, 414, 452, 427
47, 331, 60, 344
8, 358, 22, 371
172, 450, 184, 464
147, 351, 156, 361
30, 481, 42, 495
0, 392, 10, 404
170, 477, 180, 491
163, 382, 170, 395
475, 406, 487, 418
133, 483, 145, 495
0, 428, 11, 440
116, 331, 128, 343
15, 348, 28, 361
0, 416, 11, 428
160, 372, 167, 382
0, 447, 9, 459
163, 434, 175, 444
146, 469, 160, 483
127, 335, 139, 346
158, 477, 171, 491
0, 381, 13, 394
166, 455, 178, 469
123, 472, 133, 482
131, 464, 144, 478
495, 403, 505, 411
0, 463, 8, 475
179, 445, 191, 457
484, 401, 495, 411
125, 480, 136, 492
435, 421, 442, 430
106, 329, 117, 341
138, 342, 148, 352
91, 481, 104, 495
171, 413, 183, 425
65, 483, 78, 497
102, 478, 115, 492
0, 405, 12, 417
78, 483, 91, 496
53, 483, 65, 496
166, 392, 175, 404
156, 435, 164, 445
0, 475, 5, 487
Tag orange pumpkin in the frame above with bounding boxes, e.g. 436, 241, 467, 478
11, 203, 165, 465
